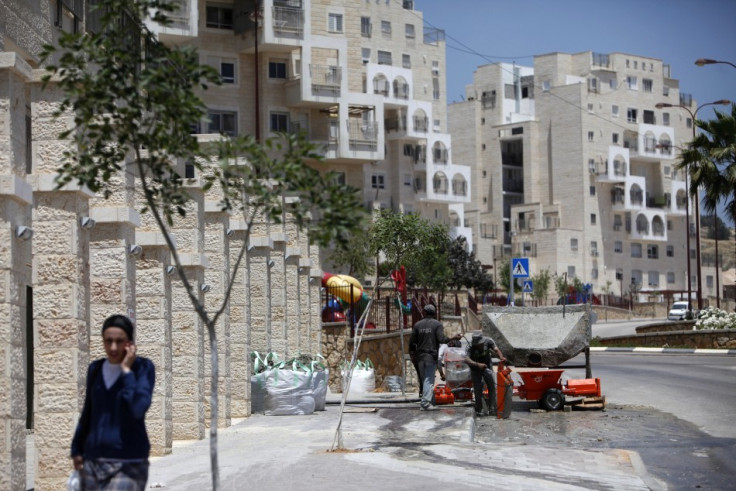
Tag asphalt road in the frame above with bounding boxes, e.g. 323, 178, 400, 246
558, 352, 736, 490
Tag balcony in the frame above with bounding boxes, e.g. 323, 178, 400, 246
310, 64, 341, 96
347, 119, 378, 151
413, 116, 429, 133
272, 2, 304, 37
433, 148, 448, 164
393, 81, 410, 99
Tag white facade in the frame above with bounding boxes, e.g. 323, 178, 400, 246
450, 52, 720, 301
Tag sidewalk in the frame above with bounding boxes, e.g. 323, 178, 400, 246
147, 392, 657, 490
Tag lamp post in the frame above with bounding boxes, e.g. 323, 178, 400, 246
695, 59, 735, 308
655, 99, 731, 311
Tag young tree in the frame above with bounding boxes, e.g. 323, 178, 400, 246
498, 261, 520, 295
447, 236, 493, 292
530, 268, 551, 304
41, 1, 365, 488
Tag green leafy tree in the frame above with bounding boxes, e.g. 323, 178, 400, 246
446, 236, 492, 292
530, 268, 551, 304
498, 261, 520, 295
369, 209, 448, 286
328, 217, 375, 278
701, 213, 731, 240
41, 1, 365, 488
410, 222, 452, 291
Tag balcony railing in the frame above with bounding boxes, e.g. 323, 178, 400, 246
310, 64, 341, 95
347, 119, 378, 148
385, 116, 407, 133
630, 191, 644, 205
273, 5, 304, 36
452, 181, 467, 196
393, 82, 410, 99
433, 180, 449, 194
413, 117, 428, 132
433, 149, 448, 164
373, 79, 390, 96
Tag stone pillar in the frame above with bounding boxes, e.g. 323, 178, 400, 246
30, 76, 94, 490
170, 188, 206, 440
270, 227, 287, 357
248, 215, 273, 356
226, 225, 249, 417
0, 53, 34, 491
133, 240, 172, 456
282, 205, 302, 357
203, 208, 231, 429
87, 218, 138, 359
308, 245, 323, 354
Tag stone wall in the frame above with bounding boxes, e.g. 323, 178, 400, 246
321, 315, 467, 393
597, 329, 736, 349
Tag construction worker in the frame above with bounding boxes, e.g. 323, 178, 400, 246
465, 332, 506, 417
409, 304, 462, 410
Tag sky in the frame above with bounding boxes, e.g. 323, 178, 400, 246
413, 0, 736, 223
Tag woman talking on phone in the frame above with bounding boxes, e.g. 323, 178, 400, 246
71, 314, 156, 490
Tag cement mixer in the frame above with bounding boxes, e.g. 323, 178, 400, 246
481, 305, 605, 415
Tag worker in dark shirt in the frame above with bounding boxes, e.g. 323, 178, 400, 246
465, 331, 506, 417
71, 314, 155, 490
409, 304, 462, 410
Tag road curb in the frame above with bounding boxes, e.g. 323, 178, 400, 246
590, 347, 736, 355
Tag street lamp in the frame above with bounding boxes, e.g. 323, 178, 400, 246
654, 99, 731, 310
694, 58, 736, 69
695, 59, 735, 307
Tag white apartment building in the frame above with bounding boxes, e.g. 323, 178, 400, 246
449, 52, 720, 301
149, 0, 472, 265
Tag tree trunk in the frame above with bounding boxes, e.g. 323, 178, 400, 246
208, 323, 220, 490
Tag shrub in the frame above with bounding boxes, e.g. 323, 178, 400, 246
694, 307, 736, 330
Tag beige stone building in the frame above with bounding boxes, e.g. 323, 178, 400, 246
450, 52, 721, 302
147, 0, 472, 267
0, 0, 469, 489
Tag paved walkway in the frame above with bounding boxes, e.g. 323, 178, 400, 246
145, 393, 657, 490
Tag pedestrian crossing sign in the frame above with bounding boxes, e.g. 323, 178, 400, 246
512, 258, 529, 278
523, 280, 533, 293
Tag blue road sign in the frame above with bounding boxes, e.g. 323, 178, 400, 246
512, 258, 529, 278
523, 280, 533, 293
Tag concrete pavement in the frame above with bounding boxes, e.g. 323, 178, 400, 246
147, 392, 657, 490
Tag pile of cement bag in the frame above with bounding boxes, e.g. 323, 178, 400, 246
251, 352, 329, 416
341, 358, 376, 394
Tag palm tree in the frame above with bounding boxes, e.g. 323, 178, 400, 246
679, 103, 736, 306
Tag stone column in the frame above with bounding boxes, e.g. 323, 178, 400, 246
248, 215, 274, 356
0, 53, 34, 491
170, 187, 206, 440
226, 224, 249, 417
282, 205, 302, 357
270, 226, 287, 357
30, 77, 94, 490
203, 207, 231, 429
133, 237, 172, 456
308, 244, 323, 355
87, 217, 138, 359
